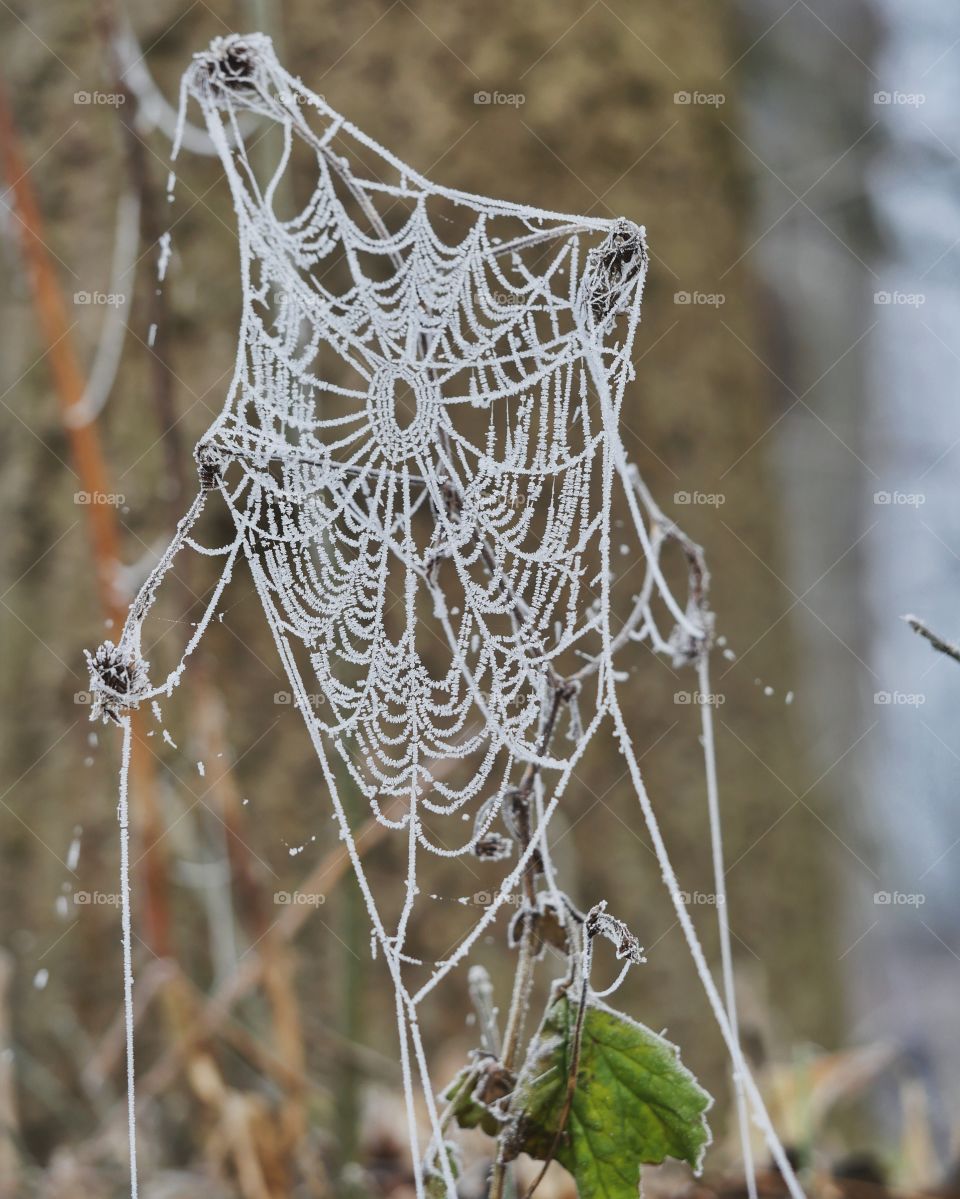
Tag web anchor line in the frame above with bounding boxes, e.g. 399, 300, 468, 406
86, 32, 800, 1199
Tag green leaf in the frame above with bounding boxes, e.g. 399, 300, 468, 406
509, 992, 712, 1199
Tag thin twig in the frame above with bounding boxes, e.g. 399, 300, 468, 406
903, 614, 960, 665
489, 686, 571, 1199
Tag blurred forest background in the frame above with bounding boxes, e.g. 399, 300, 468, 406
1, 0, 958, 1196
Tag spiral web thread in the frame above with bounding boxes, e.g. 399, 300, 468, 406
88, 34, 804, 1199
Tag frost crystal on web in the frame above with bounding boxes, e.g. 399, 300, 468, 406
92, 33, 804, 1199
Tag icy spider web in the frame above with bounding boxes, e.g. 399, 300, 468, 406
87, 34, 804, 1199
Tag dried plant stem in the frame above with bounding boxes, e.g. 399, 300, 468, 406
489, 686, 570, 1199
0, 84, 122, 618
904, 614, 960, 665
488, 936, 533, 1199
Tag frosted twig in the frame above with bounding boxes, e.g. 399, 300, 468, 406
117, 716, 139, 1199
698, 655, 757, 1199
903, 614, 960, 665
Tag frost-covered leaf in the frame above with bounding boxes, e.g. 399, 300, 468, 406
424, 1143, 460, 1199
585, 900, 645, 964
509, 993, 711, 1199
444, 1055, 513, 1137
508, 895, 570, 958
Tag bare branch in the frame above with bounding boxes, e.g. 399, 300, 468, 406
903, 614, 960, 666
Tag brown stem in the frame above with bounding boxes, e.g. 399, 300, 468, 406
0, 83, 122, 620
489, 686, 572, 1199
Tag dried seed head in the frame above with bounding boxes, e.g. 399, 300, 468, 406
190, 34, 271, 103
473, 833, 514, 861
580, 218, 647, 326
85, 641, 150, 723
196, 444, 224, 491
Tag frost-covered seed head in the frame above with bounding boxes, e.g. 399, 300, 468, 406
85, 641, 149, 722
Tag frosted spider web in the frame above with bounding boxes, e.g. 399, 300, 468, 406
87, 34, 804, 1199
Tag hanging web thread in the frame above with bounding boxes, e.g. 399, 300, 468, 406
86, 33, 801, 1199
